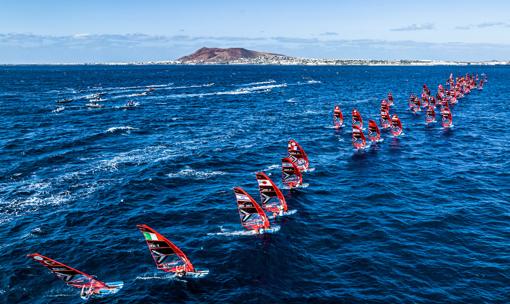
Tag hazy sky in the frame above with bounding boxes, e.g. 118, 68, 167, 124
1, 0, 509, 63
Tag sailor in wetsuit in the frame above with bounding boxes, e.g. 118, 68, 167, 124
175, 266, 187, 278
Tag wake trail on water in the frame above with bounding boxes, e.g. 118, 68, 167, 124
207, 225, 281, 236
236, 80, 276, 86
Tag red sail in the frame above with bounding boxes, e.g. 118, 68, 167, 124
352, 109, 363, 129
426, 106, 436, 124
287, 139, 309, 171
333, 105, 344, 128
27, 253, 107, 290
429, 96, 436, 108
352, 126, 367, 149
381, 100, 390, 113
421, 93, 429, 108
409, 95, 421, 113
367, 120, 381, 142
137, 224, 195, 273
387, 92, 394, 106
233, 187, 271, 231
380, 110, 391, 129
441, 107, 453, 128
282, 157, 303, 188
256, 172, 288, 214
390, 114, 403, 136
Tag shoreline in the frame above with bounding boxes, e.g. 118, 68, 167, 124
0, 61, 509, 66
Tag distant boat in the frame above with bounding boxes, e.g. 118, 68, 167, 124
86, 102, 104, 108
56, 98, 73, 104
120, 100, 139, 110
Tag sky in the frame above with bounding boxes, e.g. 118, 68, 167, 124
0, 0, 509, 63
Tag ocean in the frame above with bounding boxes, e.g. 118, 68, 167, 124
1, 65, 509, 303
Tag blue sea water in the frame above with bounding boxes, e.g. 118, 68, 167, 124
0, 65, 509, 303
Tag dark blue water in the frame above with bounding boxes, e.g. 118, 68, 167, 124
1, 65, 509, 303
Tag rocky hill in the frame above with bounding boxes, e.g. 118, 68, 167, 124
177, 47, 286, 63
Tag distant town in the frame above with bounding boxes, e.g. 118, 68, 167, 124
3, 47, 508, 66
145, 47, 509, 66
153, 58, 509, 66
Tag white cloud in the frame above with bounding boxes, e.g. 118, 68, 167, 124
455, 21, 510, 30
0, 32, 509, 63
390, 23, 435, 32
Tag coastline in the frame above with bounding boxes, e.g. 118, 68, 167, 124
1, 62, 509, 67
1, 59, 509, 67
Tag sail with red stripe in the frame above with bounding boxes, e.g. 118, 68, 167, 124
352, 109, 363, 129
421, 92, 429, 108
367, 120, 381, 142
234, 187, 271, 231
449, 90, 458, 104
282, 157, 303, 188
387, 92, 394, 106
426, 106, 436, 124
256, 172, 287, 215
441, 107, 453, 128
440, 98, 449, 109
137, 224, 196, 274
390, 114, 403, 136
381, 100, 390, 113
27, 253, 123, 300
333, 105, 344, 128
380, 110, 391, 129
478, 79, 484, 90
352, 126, 367, 149
429, 96, 436, 108
409, 95, 421, 113
287, 139, 309, 171
423, 84, 431, 96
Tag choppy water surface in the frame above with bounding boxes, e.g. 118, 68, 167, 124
0, 65, 509, 303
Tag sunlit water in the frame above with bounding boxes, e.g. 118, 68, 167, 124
1, 65, 509, 303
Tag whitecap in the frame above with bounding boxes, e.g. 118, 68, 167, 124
105, 126, 137, 134
98, 145, 178, 171
167, 167, 226, 180
261, 164, 280, 172
52, 106, 65, 113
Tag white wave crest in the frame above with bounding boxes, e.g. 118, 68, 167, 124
167, 167, 226, 180
52, 106, 65, 113
261, 164, 280, 172
99, 145, 178, 171
105, 126, 137, 133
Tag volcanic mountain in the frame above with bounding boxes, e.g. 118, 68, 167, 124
177, 47, 286, 63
